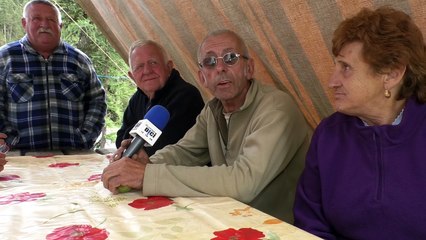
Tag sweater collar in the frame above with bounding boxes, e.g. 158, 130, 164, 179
354, 97, 426, 143
20, 35, 67, 56
207, 79, 258, 148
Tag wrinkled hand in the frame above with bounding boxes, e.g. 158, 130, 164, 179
102, 157, 147, 194
103, 138, 152, 193
111, 138, 150, 164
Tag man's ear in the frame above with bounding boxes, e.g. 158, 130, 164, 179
245, 58, 255, 80
167, 60, 173, 71
197, 70, 207, 87
127, 71, 134, 81
21, 18, 26, 29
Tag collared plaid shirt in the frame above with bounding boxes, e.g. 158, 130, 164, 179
0, 36, 107, 150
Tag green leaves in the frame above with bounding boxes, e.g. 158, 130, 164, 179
0, 0, 26, 46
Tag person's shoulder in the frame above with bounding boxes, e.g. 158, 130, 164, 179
309, 112, 353, 143
0, 41, 22, 61
129, 88, 145, 101
169, 73, 202, 96
256, 82, 296, 109
257, 81, 288, 97
317, 111, 353, 130
180, 81, 202, 97
62, 41, 92, 60
175, 77, 199, 90
0, 40, 20, 48
0, 40, 21, 53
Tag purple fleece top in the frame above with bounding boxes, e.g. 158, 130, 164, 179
294, 97, 426, 239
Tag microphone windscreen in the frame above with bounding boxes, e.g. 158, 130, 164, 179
145, 105, 170, 130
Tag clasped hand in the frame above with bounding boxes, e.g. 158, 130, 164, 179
101, 138, 151, 194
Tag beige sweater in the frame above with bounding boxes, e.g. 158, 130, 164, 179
144, 79, 311, 223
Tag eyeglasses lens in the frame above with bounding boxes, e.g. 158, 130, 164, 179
201, 52, 241, 68
224, 53, 239, 65
202, 57, 217, 68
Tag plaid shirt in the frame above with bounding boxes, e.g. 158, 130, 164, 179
0, 36, 107, 150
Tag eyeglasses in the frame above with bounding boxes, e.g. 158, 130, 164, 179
199, 52, 248, 69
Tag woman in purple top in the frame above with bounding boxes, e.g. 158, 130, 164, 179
294, 6, 426, 240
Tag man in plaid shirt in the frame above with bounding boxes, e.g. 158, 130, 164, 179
0, 0, 106, 151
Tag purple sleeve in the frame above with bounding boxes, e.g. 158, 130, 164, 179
293, 127, 337, 240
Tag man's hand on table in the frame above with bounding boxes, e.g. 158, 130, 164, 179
102, 138, 151, 194
102, 157, 147, 194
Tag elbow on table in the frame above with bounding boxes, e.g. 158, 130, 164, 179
232, 185, 259, 203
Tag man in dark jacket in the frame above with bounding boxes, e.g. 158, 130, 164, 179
116, 40, 204, 156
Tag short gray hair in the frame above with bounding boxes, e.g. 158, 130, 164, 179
23, 0, 62, 24
197, 29, 249, 62
128, 40, 170, 69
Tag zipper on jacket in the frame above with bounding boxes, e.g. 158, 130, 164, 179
373, 132, 383, 200
223, 113, 232, 159
45, 59, 53, 150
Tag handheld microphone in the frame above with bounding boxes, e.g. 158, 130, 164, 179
122, 105, 170, 158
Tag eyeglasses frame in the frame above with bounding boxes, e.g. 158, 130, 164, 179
198, 52, 249, 69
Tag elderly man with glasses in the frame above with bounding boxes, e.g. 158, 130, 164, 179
102, 29, 311, 223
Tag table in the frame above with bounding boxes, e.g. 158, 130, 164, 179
6, 149, 102, 156
0, 154, 321, 239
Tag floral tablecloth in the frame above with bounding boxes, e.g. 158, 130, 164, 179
0, 154, 321, 240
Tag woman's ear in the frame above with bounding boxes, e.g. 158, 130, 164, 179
386, 65, 406, 87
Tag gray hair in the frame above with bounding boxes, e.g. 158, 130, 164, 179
197, 29, 249, 62
23, 0, 62, 24
128, 40, 171, 69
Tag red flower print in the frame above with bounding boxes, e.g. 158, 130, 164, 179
212, 228, 265, 240
0, 174, 20, 181
48, 162, 80, 168
87, 174, 102, 182
46, 224, 109, 240
128, 196, 174, 210
0, 192, 46, 205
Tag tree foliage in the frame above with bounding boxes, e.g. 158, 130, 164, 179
0, 0, 26, 45
0, 0, 135, 146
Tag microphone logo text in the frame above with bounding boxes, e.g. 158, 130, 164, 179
144, 126, 157, 138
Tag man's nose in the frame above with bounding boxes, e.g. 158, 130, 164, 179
215, 57, 227, 72
39, 18, 50, 27
143, 64, 153, 73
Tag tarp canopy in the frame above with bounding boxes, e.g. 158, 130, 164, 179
76, 0, 426, 128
